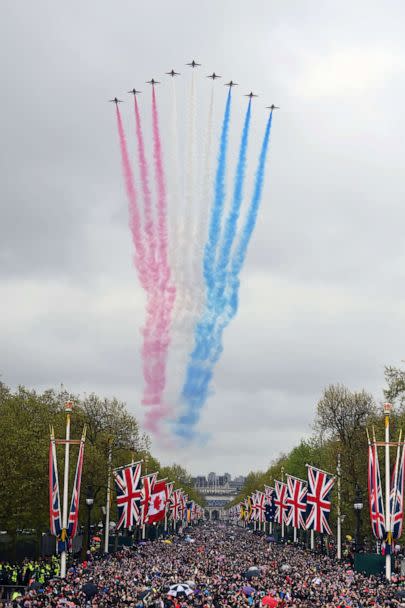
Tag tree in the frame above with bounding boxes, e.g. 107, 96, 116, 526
384, 364, 405, 407
0, 381, 201, 533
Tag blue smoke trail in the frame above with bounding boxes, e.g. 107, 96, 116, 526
215, 100, 252, 303
175, 91, 232, 436
203, 90, 232, 301
209, 111, 274, 364
176, 110, 273, 438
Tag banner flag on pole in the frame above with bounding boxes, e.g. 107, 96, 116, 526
169, 489, 182, 521
305, 465, 335, 535
147, 478, 168, 524
140, 473, 158, 525
367, 441, 386, 540
49, 427, 62, 537
390, 436, 405, 540
67, 427, 86, 538
285, 475, 307, 530
274, 480, 288, 525
264, 486, 276, 523
114, 461, 143, 529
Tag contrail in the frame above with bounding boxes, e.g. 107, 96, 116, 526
177, 110, 274, 437
192, 82, 215, 315
115, 105, 147, 290
203, 90, 232, 294
133, 96, 157, 287
176, 91, 232, 436
142, 88, 176, 431
168, 76, 182, 320
215, 100, 252, 304
209, 112, 274, 367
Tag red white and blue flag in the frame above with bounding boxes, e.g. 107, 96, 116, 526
252, 491, 266, 523
367, 443, 386, 539
140, 473, 158, 525
306, 465, 335, 535
274, 480, 288, 525
49, 431, 62, 537
67, 430, 85, 538
114, 461, 142, 529
169, 488, 182, 521
390, 442, 405, 540
285, 475, 307, 530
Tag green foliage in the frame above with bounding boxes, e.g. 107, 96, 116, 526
232, 382, 401, 543
0, 381, 202, 532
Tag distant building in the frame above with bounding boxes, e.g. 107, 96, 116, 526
207, 472, 217, 485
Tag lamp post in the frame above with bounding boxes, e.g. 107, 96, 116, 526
353, 484, 363, 552
85, 485, 94, 553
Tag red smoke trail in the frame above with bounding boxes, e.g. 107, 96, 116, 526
115, 106, 147, 289
141, 88, 176, 431
133, 97, 158, 287
152, 87, 170, 284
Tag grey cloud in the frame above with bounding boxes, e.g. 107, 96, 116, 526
1, 0, 405, 474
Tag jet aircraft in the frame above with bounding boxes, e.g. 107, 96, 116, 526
146, 79, 160, 85
128, 88, 142, 95
207, 72, 221, 80
109, 97, 123, 104
166, 69, 180, 77
186, 60, 201, 68
225, 80, 238, 88
266, 104, 280, 111
245, 91, 258, 98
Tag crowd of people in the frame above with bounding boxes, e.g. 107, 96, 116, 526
1, 523, 405, 607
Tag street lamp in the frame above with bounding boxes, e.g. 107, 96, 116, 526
353, 484, 363, 552
86, 485, 94, 553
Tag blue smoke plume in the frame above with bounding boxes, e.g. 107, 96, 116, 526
176, 108, 273, 439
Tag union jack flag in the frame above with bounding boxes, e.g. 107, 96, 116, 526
274, 480, 288, 525
169, 489, 182, 521
114, 462, 142, 529
252, 491, 266, 523
140, 473, 157, 525
367, 443, 386, 539
306, 465, 335, 535
390, 443, 405, 540
67, 431, 85, 538
49, 433, 62, 537
285, 475, 307, 530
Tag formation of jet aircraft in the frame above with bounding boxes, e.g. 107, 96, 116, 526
109, 61, 279, 111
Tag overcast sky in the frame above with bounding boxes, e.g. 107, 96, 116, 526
1, 0, 405, 476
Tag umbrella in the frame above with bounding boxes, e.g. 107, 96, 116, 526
243, 568, 260, 579
242, 585, 255, 596
92, 536, 101, 542
262, 596, 278, 607
280, 564, 291, 572
168, 583, 193, 597
248, 566, 260, 572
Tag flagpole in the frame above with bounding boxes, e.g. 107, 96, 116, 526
104, 440, 112, 553
281, 466, 285, 540
337, 453, 341, 560
384, 403, 392, 581
60, 401, 73, 579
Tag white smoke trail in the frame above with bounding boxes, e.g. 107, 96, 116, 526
168, 77, 183, 323
191, 82, 215, 316
178, 69, 196, 331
